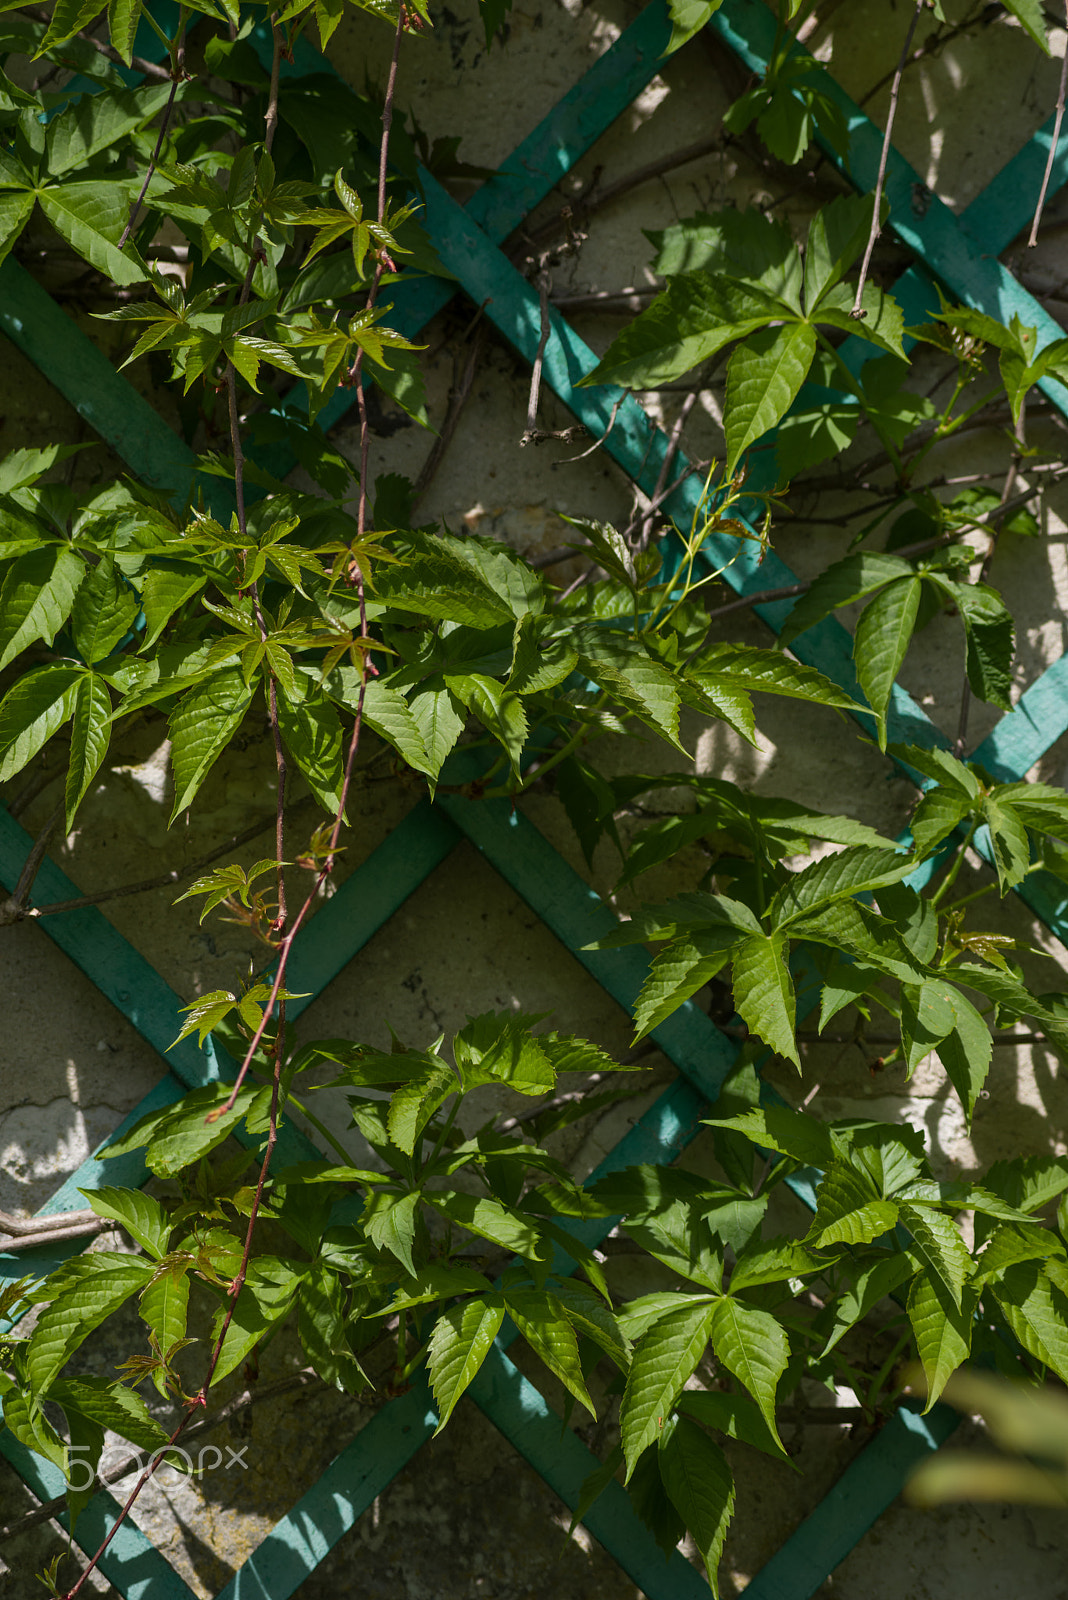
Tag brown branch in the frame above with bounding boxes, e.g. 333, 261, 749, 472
851, 0, 925, 318
0, 802, 63, 926
1028, 0, 1068, 247
552, 286, 657, 315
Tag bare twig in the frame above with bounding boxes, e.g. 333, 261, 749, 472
954, 398, 1028, 754
633, 389, 700, 550
518, 135, 721, 256
552, 393, 624, 466
1028, 1, 1068, 247
521, 259, 554, 446
552, 286, 658, 315
851, 0, 925, 318
118, 8, 187, 250
410, 316, 487, 513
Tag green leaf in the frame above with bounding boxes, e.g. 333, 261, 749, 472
579, 272, 783, 390
211, 1264, 300, 1386
774, 402, 858, 484
0, 190, 35, 267
106, 0, 141, 65
424, 1190, 547, 1258
770, 845, 914, 927
452, 1011, 555, 1096
854, 577, 922, 742
69, 553, 138, 664
897, 1203, 971, 1309
705, 1105, 836, 1168
0, 663, 80, 782
504, 1288, 595, 1416
990, 1261, 1068, 1385
298, 1262, 366, 1392
803, 193, 877, 311
664, 0, 724, 53
140, 566, 207, 649
138, 1260, 191, 1359
65, 672, 112, 827
658, 1415, 734, 1597
908, 787, 974, 857
447, 671, 527, 778
363, 1189, 420, 1276
816, 280, 906, 358
45, 83, 170, 178
678, 1387, 792, 1463
708, 1297, 789, 1446
947, 581, 1015, 710
168, 668, 255, 820
908, 1268, 973, 1410
731, 932, 798, 1067
386, 1062, 456, 1156
360, 678, 435, 776
778, 551, 913, 649
78, 1186, 172, 1257
24, 1258, 155, 1394
0, 544, 85, 671
428, 1296, 506, 1430
632, 928, 738, 1038
49, 1376, 166, 1453
573, 626, 683, 748
619, 1298, 718, 1477
807, 1162, 898, 1248
1002, 0, 1050, 53
821, 1251, 915, 1355
38, 182, 147, 287
277, 689, 344, 813
934, 988, 993, 1121
724, 321, 816, 474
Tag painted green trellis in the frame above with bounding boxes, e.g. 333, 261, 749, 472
3, 0, 1068, 1594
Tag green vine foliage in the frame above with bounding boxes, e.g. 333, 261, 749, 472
2, 0, 1068, 1593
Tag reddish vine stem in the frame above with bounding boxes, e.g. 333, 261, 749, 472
1028, 1, 1068, 247
851, 0, 924, 318
118, 8, 188, 251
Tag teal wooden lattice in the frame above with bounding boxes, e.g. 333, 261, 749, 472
3, 1, 1068, 1594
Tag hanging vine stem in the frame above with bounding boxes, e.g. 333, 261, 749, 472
117, 8, 188, 251
851, 0, 925, 318
56, 13, 387, 1595
1028, 0, 1068, 247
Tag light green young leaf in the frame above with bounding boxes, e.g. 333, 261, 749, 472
428, 1296, 507, 1430
854, 576, 922, 743
724, 321, 816, 473
664, 0, 724, 53
731, 932, 798, 1068
708, 1296, 789, 1447
658, 1415, 735, 1597
453, 1011, 555, 1096
168, 668, 255, 820
619, 1298, 719, 1477
1002, 0, 1050, 52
